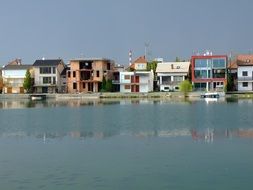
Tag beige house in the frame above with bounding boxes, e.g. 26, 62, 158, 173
156, 62, 190, 91
33, 59, 65, 93
2, 59, 32, 94
67, 58, 114, 93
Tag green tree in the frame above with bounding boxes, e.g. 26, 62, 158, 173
23, 69, 32, 93
179, 80, 192, 97
147, 61, 158, 75
226, 72, 234, 92
105, 79, 113, 92
175, 57, 180, 62
100, 76, 107, 92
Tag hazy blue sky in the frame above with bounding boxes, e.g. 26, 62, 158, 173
0, 0, 253, 65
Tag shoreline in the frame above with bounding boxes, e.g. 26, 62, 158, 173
0, 92, 253, 100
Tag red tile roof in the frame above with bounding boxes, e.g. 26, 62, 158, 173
236, 54, 253, 66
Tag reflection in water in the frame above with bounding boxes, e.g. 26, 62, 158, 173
0, 97, 226, 109
191, 128, 253, 142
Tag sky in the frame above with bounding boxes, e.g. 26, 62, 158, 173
0, 0, 253, 65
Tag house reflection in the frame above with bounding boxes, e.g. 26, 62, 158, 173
191, 128, 253, 142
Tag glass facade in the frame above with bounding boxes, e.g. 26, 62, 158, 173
194, 57, 226, 79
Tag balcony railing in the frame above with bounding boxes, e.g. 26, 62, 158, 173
238, 76, 253, 81
160, 81, 181, 85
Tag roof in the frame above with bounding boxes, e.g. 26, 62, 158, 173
2, 64, 32, 70
236, 54, 253, 66
129, 56, 147, 70
133, 56, 147, 64
33, 59, 63, 66
70, 58, 113, 62
156, 62, 190, 73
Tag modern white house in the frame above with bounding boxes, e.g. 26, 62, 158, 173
2, 59, 32, 93
33, 59, 65, 93
156, 62, 190, 91
237, 55, 253, 91
119, 71, 154, 93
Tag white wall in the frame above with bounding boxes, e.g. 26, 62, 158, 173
2, 70, 26, 78
238, 82, 252, 91
119, 71, 153, 93
238, 66, 253, 91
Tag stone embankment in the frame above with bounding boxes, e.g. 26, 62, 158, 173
0, 92, 202, 100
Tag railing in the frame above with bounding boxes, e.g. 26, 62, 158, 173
161, 81, 181, 85
238, 76, 253, 81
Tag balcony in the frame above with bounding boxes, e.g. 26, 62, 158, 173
238, 76, 253, 82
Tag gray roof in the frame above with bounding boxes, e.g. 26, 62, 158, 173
2, 64, 32, 70
33, 59, 63, 66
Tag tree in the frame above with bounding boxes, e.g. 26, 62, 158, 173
100, 76, 107, 92
175, 57, 180, 62
23, 69, 32, 93
105, 79, 113, 92
226, 72, 234, 92
179, 80, 192, 97
147, 61, 158, 75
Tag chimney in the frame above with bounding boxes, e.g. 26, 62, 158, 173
171, 64, 174, 69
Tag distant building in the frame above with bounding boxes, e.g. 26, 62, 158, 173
191, 54, 227, 91
33, 59, 65, 93
236, 54, 253, 91
67, 58, 115, 93
156, 62, 190, 91
2, 59, 32, 93
119, 71, 154, 93
115, 56, 154, 93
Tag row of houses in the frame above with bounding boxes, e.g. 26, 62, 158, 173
0, 53, 253, 94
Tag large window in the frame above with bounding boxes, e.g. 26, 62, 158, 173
40, 67, 51, 74
212, 59, 226, 68
53, 67, 56, 74
73, 83, 77, 89
43, 77, 52, 84
174, 76, 183, 82
194, 70, 211, 79
195, 59, 211, 68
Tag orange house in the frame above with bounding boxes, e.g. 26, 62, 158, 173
67, 58, 114, 93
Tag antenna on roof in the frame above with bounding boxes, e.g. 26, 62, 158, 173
129, 50, 132, 66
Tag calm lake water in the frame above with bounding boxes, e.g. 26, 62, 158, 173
0, 98, 253, 190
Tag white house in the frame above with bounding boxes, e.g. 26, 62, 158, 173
156, 62, 190, 91
237, 55, 253, 91
119, 71, 154, 93
2, 59, 32, 93
33, 59, 65, 93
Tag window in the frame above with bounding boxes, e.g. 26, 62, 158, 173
96, 71, 100, 77
242, 82, 248, 87
43, 77, 52, 84
53, 77, 56, 84
125, 85, 130, 89
53, 67, 56, 74
40, 67, 51, 74
195, 59, 211, 68
124, 75, 130, 80
83, 83, 86, 89
242, 71, 248, 76
68, 72, 71, 78
73, 71, 76, 78
73, 83, 77, 89
107, 63, 111, 70
212, 59, 226, 68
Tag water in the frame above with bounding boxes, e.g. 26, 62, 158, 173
0, 99, 253, 190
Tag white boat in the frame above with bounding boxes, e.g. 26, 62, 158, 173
200, 92, 219, 98
30, 94, 46, 100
